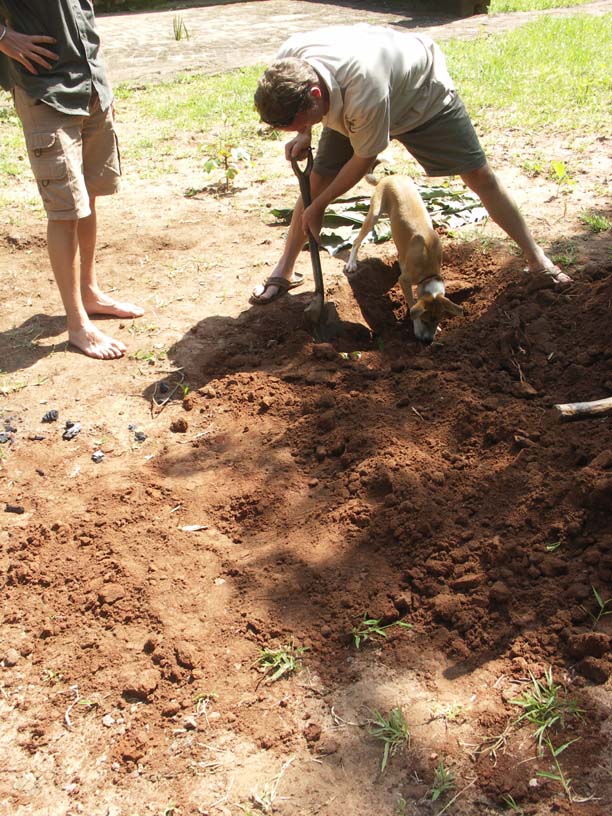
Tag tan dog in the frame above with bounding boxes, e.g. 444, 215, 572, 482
345, 175, 463, 342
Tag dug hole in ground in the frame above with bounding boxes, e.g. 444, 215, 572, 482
1, 109, 612, 815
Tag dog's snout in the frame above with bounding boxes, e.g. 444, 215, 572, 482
413, 318, 436, 344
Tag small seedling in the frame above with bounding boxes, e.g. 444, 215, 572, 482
548, 159, 573, 188
368, 706, 410, 771
582, 585, 612, 629
579, 211, 611, 234
194, 691, 217, 718
510, 667, 582, 749
536, 736, 579, 801
172, 15, 189, 41
202, 116, 252, 192
430, 759, 455, 801
256, 641, 306, 684
42, 668, 63, 684
502, 794, 525, 814
351, 614, 412, 649
545, 540, 561, 553
395, 795, 408, 816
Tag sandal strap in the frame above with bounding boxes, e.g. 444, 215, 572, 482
263, 276, 292, 291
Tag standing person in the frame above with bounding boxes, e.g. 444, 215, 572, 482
0, 1, 143, 359
251, 24, 570, 305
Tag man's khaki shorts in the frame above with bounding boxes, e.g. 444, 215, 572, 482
14, 86, 121, 220
314, 92, 487, 178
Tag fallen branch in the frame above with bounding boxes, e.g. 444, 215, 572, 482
551, 396, 612, 422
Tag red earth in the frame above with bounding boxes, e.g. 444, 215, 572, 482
1, 95, 612, 815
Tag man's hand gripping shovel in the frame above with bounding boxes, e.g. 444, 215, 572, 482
291, 150, 342, 342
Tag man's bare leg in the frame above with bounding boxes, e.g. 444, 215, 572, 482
460, 163, 571, 283
47, 218, 126, 359
252, 172, 333, 303
79, 197, 145, 318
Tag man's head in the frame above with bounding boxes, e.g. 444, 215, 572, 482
254, 58, 324, 130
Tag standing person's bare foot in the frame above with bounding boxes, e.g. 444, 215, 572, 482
68, 323, 127, 359
82, 290, 145, 318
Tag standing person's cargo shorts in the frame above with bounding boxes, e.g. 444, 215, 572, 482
13, 86, 121, 220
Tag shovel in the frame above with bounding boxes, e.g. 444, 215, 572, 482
291, 151, 341, 342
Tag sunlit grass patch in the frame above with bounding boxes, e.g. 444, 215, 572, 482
490, 0, 594, 11
115, 66, 263, 174
443, 14, 612, 135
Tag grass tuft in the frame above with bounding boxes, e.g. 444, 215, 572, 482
368, 707, 411, 771
510, 666, 583, 749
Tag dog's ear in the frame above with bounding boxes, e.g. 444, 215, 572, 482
410, 298, 427, 319
437, 294, 464, 317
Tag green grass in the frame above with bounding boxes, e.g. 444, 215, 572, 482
1, 14, 610, 186
256, 641, 307, 683
443, 14, 612, 134
490, 0, 594, 11
368, 707, 411, 772
510, 667, 583, 749
114, 66, 262, 172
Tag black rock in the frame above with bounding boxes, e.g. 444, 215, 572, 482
134, 430, 147, 442
42, 410, 59, 423
5, 504, 24, 514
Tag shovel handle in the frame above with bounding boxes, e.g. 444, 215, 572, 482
290, 150, 324, 297
290, 150, 314, 207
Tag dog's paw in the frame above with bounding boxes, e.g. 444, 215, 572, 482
344, 259, 358, 274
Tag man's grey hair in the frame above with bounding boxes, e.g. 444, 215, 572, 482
254, 58, 319, 128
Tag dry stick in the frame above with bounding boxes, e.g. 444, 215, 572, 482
551, 396, 612, 422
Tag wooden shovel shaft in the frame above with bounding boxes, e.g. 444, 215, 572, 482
291, 152, 325, 301
552, 396, 612, 422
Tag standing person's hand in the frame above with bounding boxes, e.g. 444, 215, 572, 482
0, 26, 58, 74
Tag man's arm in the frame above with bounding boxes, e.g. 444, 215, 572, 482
0, 21, 57, 74
301, 153, 375, 240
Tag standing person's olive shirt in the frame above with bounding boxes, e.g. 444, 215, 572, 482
0, 0, 112, 115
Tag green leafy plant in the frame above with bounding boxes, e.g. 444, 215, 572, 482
430, 759, 455, 801
579, 211, 611, 234
256, 641, 306, 684
548, 159, 575, 195
172, 15, 189, 41
202, 115, 252, 191
510, 667, 582, 749
368, 707, 410, 771
582, 585, 612, 628
351, 614, 412, 649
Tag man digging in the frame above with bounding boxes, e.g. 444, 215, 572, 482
251, 24, 571, 306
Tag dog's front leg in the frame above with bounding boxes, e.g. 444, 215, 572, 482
398, 268, 415, 309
